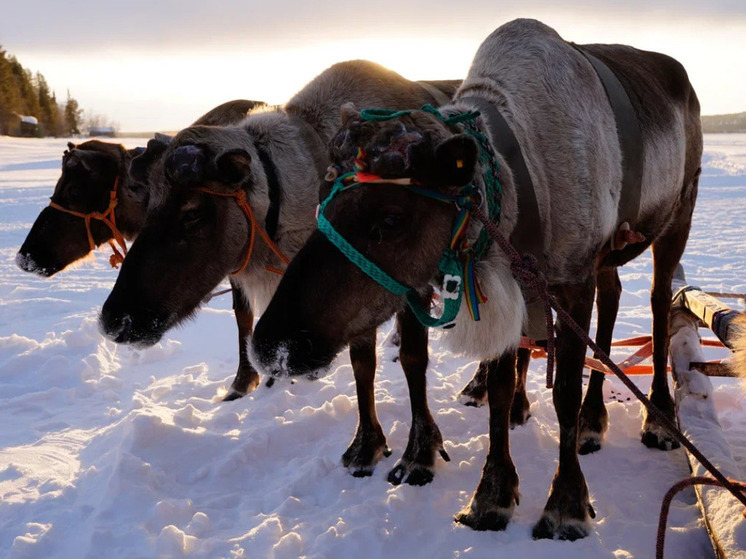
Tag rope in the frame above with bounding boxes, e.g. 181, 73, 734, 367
469, 204, 746, 539
47, 176, 128, 269
190, 187, 289, 275
470, 205, 555, 388
656, 477, 746, 559
201, 287, 233, 304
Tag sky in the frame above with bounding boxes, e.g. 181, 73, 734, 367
2, 1, 745, 132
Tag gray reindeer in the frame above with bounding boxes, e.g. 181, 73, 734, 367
251, 19, 702, 539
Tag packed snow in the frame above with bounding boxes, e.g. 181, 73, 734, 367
1, 134, 745, 558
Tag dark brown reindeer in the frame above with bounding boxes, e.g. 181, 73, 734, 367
99, 60, 463, 482
251, 19, 701, 539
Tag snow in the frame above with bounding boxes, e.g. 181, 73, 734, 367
1, 133, 745, 558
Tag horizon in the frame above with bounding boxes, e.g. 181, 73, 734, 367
2, 2, 746, 132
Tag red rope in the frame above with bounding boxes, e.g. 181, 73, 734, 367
48, 177, 128, 268
190, 187, 289, 275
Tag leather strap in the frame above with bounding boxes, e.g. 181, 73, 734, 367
460, 96, 544, 271
417, 81, 453, 107
576, 46, 643, 232
255, 144, 281, 241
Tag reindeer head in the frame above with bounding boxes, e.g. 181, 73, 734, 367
16, 140, 148, 276
99, 124, 267, 346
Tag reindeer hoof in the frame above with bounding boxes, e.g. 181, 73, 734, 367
405, 467, 434, 486
387, 461, 434, 486
388, 463, 406, 485
578, 435, 602, 455
641, 429, 681, 451
532, 514, 590, 541
351, 466, 375, 478
461, 398, 484, 408
509, 397, 531, 428
455, 509, 510, 532
457, 375, 488, 407
341, 430, 390, 476
222, 390, 244, 402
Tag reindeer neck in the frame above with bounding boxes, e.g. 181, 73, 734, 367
237, 111, 325, 281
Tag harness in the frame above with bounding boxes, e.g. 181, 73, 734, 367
416, 81, 453, 106
190, 185, 289, 275
459, 96, 547, 340
256, 144, 282, 241
190, 115, 327, 276
575, 46, 644, 250
48, 176, 128, 269
186, 141, 289, 276
317, 104, 501, 328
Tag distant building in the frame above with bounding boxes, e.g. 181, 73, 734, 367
88, 126, 116, 137
18, 115, 39, 137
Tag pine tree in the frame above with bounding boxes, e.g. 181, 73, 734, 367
37, 72, 60, 136
0, 48, 95, 137
64, 90, 82, 135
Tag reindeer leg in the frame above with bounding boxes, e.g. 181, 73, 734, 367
388, 291, 449, 486
578, 267, 620, 453
510, 348, 532, 427
223, 285, 260, 401
459, 351, 531, 426
533, 277, 596, 540
342, 330, 391, 476
457, 359, 489, 407
642, 181, 697, 450
455, 350, 520, 531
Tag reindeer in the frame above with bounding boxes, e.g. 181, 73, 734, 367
99, 60, 463, 482
250, 19, 702, 539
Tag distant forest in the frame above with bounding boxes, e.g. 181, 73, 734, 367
702, 112, 746, 134
0, 46, 90, 137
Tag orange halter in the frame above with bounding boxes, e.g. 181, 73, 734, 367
48, 176, 128, 269
191, 187, 289, 275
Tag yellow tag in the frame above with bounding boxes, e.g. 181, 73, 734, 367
456, 159, 464, 168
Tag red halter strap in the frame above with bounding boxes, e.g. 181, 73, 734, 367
190, 187, 290, 275
48, 176, 128, 268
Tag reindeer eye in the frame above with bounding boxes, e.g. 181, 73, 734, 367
128, 181, 145, 194
381, 212, 404, 230
181, 208, 203, 229
376, 207, 406, 233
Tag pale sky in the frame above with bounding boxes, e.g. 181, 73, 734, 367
2, 1, 745, 132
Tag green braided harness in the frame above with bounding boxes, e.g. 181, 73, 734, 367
316, 104, 503, 328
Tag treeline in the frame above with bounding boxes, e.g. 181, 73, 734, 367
0, 45, 83, 137
701, 112, 746, 134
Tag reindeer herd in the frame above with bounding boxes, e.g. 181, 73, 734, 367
16, 19, 709, 542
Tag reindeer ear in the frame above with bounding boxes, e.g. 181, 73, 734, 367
65, 150, 92, 171
215, 149, 251, 185
434, 134, 478, 187
154, 133, 173, 144
340, 102, 360, 125
67, 142, 76, 151
130, 138, 169, 184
